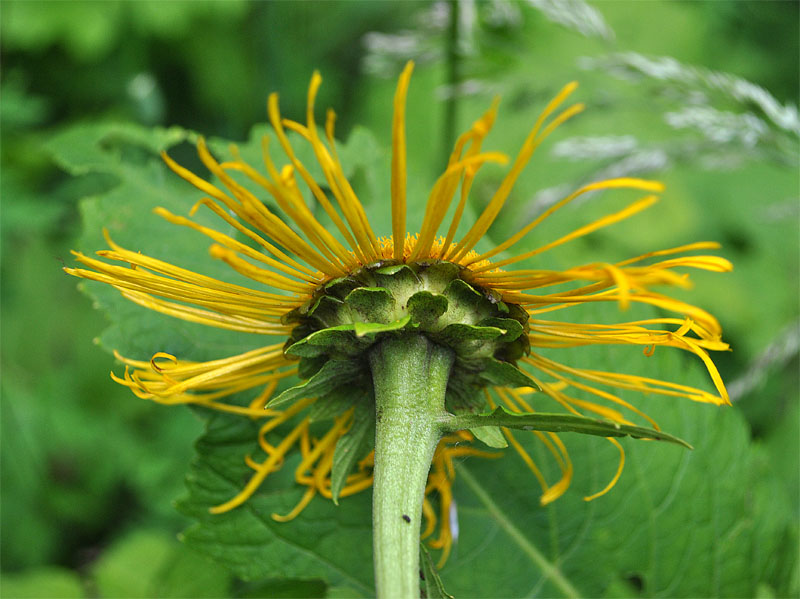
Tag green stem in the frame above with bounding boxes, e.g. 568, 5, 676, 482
442, 0, 460, 171
369, 334, 454, 599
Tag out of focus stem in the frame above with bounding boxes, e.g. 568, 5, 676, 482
442, 0, 460, 170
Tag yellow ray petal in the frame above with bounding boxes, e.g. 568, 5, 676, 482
439, 98, 501, 258
449, 84, 584, 262
470, 178, 664, 265
210, 418, 308, 514
473, 195, 660, 272
391, 61, 414, 260
583, 438, 625, 501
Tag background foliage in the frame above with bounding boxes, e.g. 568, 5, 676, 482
1, 1, 797, 597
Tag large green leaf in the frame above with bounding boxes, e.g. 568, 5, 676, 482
0, 567, 85, 599
90, 529, 232, 599
436, 349, 796, 598
47, 122, 257, 363
48, 120, 383, 363
175, 414, 374, 594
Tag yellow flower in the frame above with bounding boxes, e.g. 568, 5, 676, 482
66, 62, 730, 566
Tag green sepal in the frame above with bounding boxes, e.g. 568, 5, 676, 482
344, 287, 396, 323
406, 291, 448, 328
436, 322, 505, 346
306, 387, 359, 422
494, 332, 531, 363
297, 354, 328, 379
353, 314, 411, 338
372, 263, 408, 276
418, 260, 461, 285
478, 358, 541, 390
420, 543, 454, 599
287, 316, 412, 357
372, 264, 421, 299
285, 326, 368, 358
443, 370, 484, 414
330, 397, 375, 505
470, 425, 509, 448
280, 304, 306, 325
306, 295, 346, 327
286, 261, 534, 402
268, 359, 363, 408
493, 299, 511, 315
441, 406, 693, 448
506, 302, 530, 326
442, 278, 491, 324
323, 276, 362, 300
478, 317, 524, 343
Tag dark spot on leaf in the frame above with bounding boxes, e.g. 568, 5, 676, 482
402, 514, 411, 523
419, 569, 426, 580
47, 455, 79, 485
626, 573, 645, 592
722, 228, 752, 254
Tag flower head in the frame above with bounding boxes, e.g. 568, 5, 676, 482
66, 62, 730, 565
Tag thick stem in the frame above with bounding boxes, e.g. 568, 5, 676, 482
369, 334, 454, 599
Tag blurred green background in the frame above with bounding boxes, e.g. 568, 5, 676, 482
1, 1, 797, 597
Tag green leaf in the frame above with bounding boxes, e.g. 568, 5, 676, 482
420, 262, 461, 287
91, 530, 174, 599
443, 406, 692, 449
443, 368, 485, 414
268, 359, 364, 408
324, 585, 368, 599
46, 122, 188, 176
470, 425, 508, 449
297, 354, 329, 380
177, 413, 374, 593
330, 397, 375, 504
420, 543, 454, 599
151, 543, 234, 598
89, 528, 233, 599
0, 567, 86, 599
236, 578, 327, 598
51, 121, 264, 363
434, 348, 797, 598
322, 276, 363, 301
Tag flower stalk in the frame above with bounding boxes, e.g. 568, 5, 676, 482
369, 334, 454, 599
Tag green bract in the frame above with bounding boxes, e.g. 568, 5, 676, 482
278, 260, 535, 417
